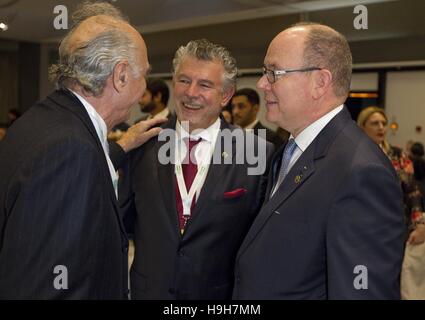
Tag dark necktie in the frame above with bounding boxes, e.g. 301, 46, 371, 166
175, 138, 202, 233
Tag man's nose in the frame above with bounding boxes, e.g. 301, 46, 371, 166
185, 83, 200, 97
257, 75, 270, 91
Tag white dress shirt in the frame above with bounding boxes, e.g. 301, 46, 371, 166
71, 90, 119, 198
286, 105, 344, 173
175, 118, 221, 200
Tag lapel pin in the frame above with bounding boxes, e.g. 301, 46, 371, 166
294, 175, 302, 184
303, 166, 308, 171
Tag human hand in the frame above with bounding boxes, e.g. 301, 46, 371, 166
116, 117, 167, 153
407, 224, 425, 245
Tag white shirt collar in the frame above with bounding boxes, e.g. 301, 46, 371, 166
176, 117, 221, 143
70, 90, 108, 149
292, 105, 344, 152
70, 90, 119, 198
245, 118, 259, 130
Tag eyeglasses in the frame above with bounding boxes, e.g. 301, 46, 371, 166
262, 66, 322, 84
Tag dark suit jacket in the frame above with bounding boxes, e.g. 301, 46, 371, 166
118, 117, 274, 299
252, 121, 284, 150
233, 107, 405, 300
0, 89, 129, 299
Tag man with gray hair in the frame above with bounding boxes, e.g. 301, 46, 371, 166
0, 3, 162, 299
114, 39, 274, 299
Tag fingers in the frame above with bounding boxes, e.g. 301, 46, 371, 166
140, 117, 168, 130
142, 127, 162, 141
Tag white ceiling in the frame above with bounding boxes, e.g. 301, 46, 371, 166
0, 0, 403, 43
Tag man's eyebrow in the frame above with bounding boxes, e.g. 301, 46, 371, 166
199, 79, 214, 86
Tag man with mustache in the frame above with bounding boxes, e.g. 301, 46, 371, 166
114, 39, 274, 299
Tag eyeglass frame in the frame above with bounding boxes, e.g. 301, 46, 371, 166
262, 66, 323, 84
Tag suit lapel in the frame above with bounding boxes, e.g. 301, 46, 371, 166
237, 107, 352, 257
47, 90, 127, 239
155, 116, 180, 237
237, 146, 316, 257
263, 143, 285, 201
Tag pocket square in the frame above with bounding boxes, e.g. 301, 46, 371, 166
223, 188, 247, 199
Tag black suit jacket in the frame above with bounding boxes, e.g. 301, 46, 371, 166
233, 107, 405, 299
118, 117, 274, 299
0, 90, 129, 299
252, 121, 284, 150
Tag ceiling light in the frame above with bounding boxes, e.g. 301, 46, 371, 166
0, 22, 8, 31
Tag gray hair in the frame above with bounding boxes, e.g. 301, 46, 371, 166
293, 22, 352, 99
172, 39, 237, 91
49, 28, 140, 96
71, 1, 128, 28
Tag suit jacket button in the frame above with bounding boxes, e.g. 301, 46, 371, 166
178, 250, 184, 257
236, 276, 241, 283
169, 288, 175, 294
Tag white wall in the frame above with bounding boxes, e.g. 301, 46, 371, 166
351, 73, 378, 91
386, 71, 425, 148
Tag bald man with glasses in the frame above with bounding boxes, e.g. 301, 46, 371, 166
233, 22, 405, 300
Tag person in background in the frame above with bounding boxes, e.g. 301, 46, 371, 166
402, 140, 425, 299
136, 78, 171, 122
231, 88, 283, 149
410, 142, 425, 197
221, 102, 233, 124
405, 140, 415, 159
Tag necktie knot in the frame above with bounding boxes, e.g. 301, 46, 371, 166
283, 138, 297, 159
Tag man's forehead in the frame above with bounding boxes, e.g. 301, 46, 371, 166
232, 95, 249, 103
265, 31, 305, 65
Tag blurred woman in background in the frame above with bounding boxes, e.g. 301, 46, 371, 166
358, 106, 425, 299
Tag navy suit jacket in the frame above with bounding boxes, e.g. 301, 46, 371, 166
233, 107, 405, 300
0, 90, 129, 299
117, 117, 274, 299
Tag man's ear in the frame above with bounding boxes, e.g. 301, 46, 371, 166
312, 69, 332, 100
253, 103, 260, 114
112, 61, 130, 92
221, 87, 235, 107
